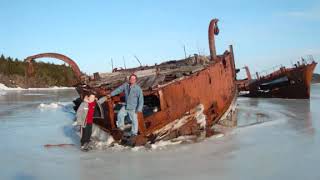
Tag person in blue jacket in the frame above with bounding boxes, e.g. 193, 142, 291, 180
108, 74, 144, 136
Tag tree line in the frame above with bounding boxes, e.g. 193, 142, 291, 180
0, 54, 78, 87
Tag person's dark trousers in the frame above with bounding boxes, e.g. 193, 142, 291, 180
81, 124, 92, 146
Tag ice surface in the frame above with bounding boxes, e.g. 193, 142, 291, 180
0, 83, 74, 91
1, 85, 320, 180
0, 91, 7, 96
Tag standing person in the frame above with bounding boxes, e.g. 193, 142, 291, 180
76, 92, 97, 151
108, 74, 144, 137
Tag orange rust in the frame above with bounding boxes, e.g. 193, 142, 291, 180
24, 53, 82, 81
137, 112, 147, 134
142, 54, 236, 136
237, 60, 317, 99
44, 144, 75, 148
73, 18, 238, 146
106, 100, 116, 129
208, 19, 219, 61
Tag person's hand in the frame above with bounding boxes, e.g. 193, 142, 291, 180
106, 94, 111, 99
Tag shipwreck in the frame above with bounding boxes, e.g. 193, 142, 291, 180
237, 57, 317, 99
24, 19, 238, 146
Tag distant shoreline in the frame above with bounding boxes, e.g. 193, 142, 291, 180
0, 83, 74, 91
0, 54, 78, 88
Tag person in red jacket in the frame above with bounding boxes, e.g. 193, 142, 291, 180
78, 92, 96, 151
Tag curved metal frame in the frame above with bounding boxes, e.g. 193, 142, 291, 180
24, 53, 82, 81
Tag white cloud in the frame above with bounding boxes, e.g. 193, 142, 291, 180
276, 6, 320, 21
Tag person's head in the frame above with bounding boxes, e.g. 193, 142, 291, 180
129, 74, 138, 85
83, 95, 89, 102
86, 91, 96, 103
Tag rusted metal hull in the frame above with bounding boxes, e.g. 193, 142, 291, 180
238, 61, 317, 99
73, 19, 238, 146
75, 50, 237, 146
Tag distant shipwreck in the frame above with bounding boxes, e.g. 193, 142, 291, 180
237, 57, 317, 99
24, 19, 238, 146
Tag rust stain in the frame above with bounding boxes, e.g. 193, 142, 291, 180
24, 53, 83, 82
208, 19, 219, 61
25, 18, 238, 146
86, 18, 237, 146
237, 59, 317, 99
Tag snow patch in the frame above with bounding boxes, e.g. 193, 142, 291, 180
195, 104, 206, 128
23, 93, 48, 96
91, 124, 114, 143
38, 102, 71, 109
212, 133, 225, 139
28, 86, 75, 90
37, 102, 75, 115
74, 124, 116, 150
0, 83, 23, 91
71, 104, 211, 152
153, 104, 206, 141
75, 125, 196, 151
0, 91, 7, 96
151, 140, 182, 150
0, 83, 74, 91
39, 103, 60, 109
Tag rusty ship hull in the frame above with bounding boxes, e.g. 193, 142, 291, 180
238, 61, 317, 99
77, 51, 237, 146
25, 19, 238, 146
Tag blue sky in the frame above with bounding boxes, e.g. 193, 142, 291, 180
1, 0, 319, 75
